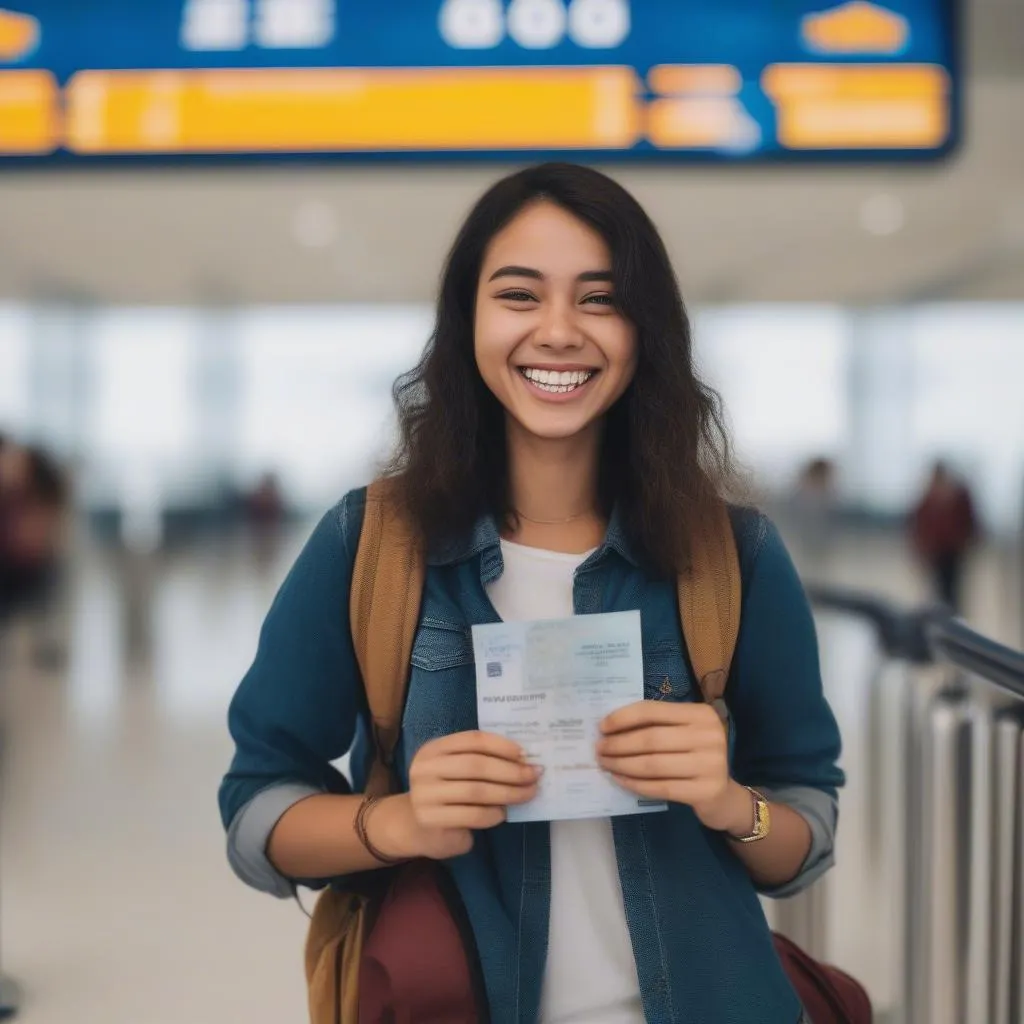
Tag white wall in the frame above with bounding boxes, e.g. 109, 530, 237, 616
1, 300, 1022, 532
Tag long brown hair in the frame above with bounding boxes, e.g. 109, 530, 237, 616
386, 163, 737, 578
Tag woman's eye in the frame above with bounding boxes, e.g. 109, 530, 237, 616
583, 293, 615, 307
498, 290, 536, 303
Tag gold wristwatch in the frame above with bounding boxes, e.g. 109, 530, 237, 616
731, 787, 771, 843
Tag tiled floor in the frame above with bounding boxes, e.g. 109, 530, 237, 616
1, 519, 1020, 1023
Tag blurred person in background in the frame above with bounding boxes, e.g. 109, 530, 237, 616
244, 470, 286, 529
242, 470, 288, 570
788, 457, 839, 573
219, 164, 843, 1024
0, 435, 69, 620
909, 459, 979, 613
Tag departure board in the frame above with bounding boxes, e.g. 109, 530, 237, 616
0, 0, 958, 164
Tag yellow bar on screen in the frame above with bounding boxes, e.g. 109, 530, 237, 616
774, 97, 948, 148
762, 64, 950, 149
648, 65, 741, 97
647, 97, 745, 148
762, 63, 948, 101
0, 70, 59, 154
65, 66, 643, 154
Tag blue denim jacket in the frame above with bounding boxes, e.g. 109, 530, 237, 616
219, 488, 844, 1024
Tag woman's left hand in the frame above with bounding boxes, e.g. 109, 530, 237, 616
597, 701, 749, 833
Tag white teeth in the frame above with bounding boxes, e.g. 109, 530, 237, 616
521, 367, 595, 393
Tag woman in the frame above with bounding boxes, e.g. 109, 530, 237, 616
909, 459, 978, 612
219, 163, 843, 1024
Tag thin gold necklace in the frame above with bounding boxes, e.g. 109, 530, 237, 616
515, 509, 594, 526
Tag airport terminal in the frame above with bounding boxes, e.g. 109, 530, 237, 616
1, 1, 1023, 1022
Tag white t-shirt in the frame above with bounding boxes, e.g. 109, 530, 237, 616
486, 539, 645, 1024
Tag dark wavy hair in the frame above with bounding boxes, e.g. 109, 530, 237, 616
386, 163, 737, 577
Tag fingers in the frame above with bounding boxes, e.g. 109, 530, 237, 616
410, 736, 541, 833
426, 730, 526, 763
409, 749, 544, 794
432, 752, 541, 787
596, 725, 698, 758
409, 731, 542, 837
597, 724, 725, 763
414, 778, 539, 809
599, 751, 710, 781
601, 701, 719, 736
409, 779, 536, 834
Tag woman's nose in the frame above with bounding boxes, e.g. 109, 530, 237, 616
535, 303, 583, 349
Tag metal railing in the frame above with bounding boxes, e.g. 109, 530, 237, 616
773, 586, 1024, 1024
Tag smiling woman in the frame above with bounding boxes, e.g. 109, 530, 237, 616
476, 200, 636, 444
220, 163, 847, 1024
387, 163, 735, 573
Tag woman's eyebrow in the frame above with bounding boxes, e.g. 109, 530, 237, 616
488, 265, 543, 282
487, 266, 614, 283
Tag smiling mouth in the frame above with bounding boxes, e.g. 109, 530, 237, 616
518, 367, 597, 395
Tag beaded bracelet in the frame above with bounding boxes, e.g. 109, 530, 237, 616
354, 796, 406, 866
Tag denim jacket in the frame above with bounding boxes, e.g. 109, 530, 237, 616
219, 488, 844, 1024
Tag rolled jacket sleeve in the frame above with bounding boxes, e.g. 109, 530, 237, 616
757, 784, 838, 898
728, 513, 845, 897
218, 493, 365, 895
227, 782, 323, 897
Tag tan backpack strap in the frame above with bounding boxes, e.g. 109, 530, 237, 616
350, 479, 425, 798
677, 503, 742, 716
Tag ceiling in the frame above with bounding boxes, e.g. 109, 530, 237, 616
0, 1, 1020, 308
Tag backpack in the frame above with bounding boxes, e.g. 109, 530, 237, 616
304, 479, 871, 1023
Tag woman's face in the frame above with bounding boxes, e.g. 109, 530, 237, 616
474, 200, 637, 444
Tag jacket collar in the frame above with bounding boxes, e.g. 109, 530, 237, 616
425, 505, 640, 569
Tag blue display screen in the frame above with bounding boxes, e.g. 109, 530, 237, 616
0, 0, 959, 163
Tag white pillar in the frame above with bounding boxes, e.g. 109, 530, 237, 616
843, 308, 919, 516
192, 304, 242, 498
26, 302, 92, 461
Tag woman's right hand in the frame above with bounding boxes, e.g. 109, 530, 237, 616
374, 731, 541, 861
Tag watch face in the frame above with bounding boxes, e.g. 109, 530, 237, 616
739, 790, 770, 842
732, 788, 770, 842
755, 795, 770, 837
